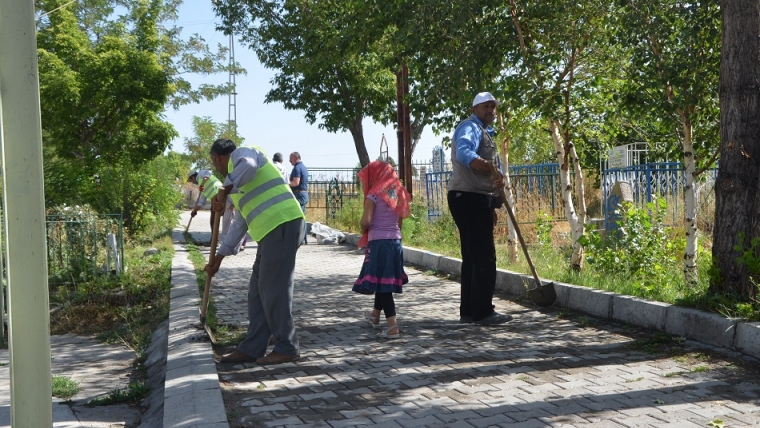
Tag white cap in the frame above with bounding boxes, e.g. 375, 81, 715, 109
187, 171, 198, 180
472, 92, 500, 107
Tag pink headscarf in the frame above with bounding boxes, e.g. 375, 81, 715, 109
356, 161, 411, 248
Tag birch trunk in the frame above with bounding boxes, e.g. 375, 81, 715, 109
681, 117, 698, 284
550, 120, 584, 270
499, 139, 519, 263
568, 142, 586, 269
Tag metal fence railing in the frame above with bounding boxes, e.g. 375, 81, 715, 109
424, 163, 565, 221
46, 213, 124, 285
602, 162, 718, 227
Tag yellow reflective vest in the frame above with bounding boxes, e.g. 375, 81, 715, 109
201, 174, 222, 201
228, 148, 304, 241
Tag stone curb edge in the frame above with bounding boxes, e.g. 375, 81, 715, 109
164, 230, 230, 428
343, 232, 760, 360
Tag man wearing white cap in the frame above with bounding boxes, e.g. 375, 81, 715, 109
188, 169, 224, 231
447, 92, 513, 326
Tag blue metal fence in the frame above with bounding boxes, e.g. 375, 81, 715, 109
424, 163, 564, 221
602, 162, 718, 211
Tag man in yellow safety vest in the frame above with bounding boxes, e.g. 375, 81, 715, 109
187, 170, 223, 231
204, 139, 305, 365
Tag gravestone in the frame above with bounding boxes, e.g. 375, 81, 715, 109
604, 181, 634, 235
432, 146, 445, 172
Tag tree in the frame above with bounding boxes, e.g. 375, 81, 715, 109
618, 1, 720, 283
37, 0, 175, 167
214, 0, 396, 167
37, 0, 239, 234
712, 0, 760, 297
184, 116, 245, 171
504, 0, 618, 269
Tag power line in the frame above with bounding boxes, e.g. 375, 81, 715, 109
37, 0, 77, 21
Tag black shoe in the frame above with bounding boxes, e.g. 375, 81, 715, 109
459, 316, 473, 324
474, 312, 513, 325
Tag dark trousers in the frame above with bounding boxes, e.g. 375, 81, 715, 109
373, 292, 396, 318
447, 191, 496, 321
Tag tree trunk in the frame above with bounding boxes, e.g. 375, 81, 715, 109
348, 115, 371, 167
712, 0, 760, 296
681, 117, 699, 284
498, 115, 519, 263
568, 141, 586, 270
550, 120, 584, 270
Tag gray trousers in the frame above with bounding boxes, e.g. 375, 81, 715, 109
237, 218, 304, 358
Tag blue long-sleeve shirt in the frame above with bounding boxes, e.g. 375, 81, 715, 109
453, 115, 496, 169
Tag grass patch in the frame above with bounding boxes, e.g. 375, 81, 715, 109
49, 233, 174, 355
625, 377, 644, 383
52, 376, 79, 400
184, 242, 248, 347
86, 381, 151, 407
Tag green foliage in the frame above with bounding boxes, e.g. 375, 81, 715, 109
734, 233, 760, 277
37, 0, 176, 167
86, 381, 150, 407
580, 198, 683, 300
184, 116, 246, 171
52, 376, 79, 400
535, 210, 553, 247
331, 195, 364, 234
37, 0, 236, 239
405, 208, 460, 252
616, 1, 720, 164
88, 156, 182, 239
46, 204, 121, 285
45, 153, 184, 239
215, 0, 395, 166
50, 235, 174, 354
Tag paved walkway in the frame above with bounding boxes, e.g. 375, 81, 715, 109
0, 335, 142, 428
183, 211, 760, 428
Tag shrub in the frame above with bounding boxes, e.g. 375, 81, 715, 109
581, 197, 684, 300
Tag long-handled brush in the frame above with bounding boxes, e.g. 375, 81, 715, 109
199, 207, 221, 342
490, 163, 556, 307
185, 177, 208, 233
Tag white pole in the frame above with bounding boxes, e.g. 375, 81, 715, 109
0, 1, 53, 427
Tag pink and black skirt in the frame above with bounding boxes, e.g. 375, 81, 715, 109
352, 239, 408, 294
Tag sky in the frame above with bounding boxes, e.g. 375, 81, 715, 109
163, 2, 446, 170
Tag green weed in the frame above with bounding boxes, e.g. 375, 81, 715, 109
52, 376, 79, 400
86, 381, 151, 407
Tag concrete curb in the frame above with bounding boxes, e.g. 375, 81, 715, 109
392, 241, 760, 361
164, 231, 229, 428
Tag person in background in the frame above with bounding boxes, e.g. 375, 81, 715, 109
289, 152, 309, 244
447, 91, 513, 326
272, 152, 288, 182
353, 161, 411, 339
188, 170, 223, 231
205, 139, 305, 365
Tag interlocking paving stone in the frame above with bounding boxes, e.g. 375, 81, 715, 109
183, 211, 760, 427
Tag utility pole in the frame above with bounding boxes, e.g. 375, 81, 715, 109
228, 33, 238, 141
0, 1, 53, 426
